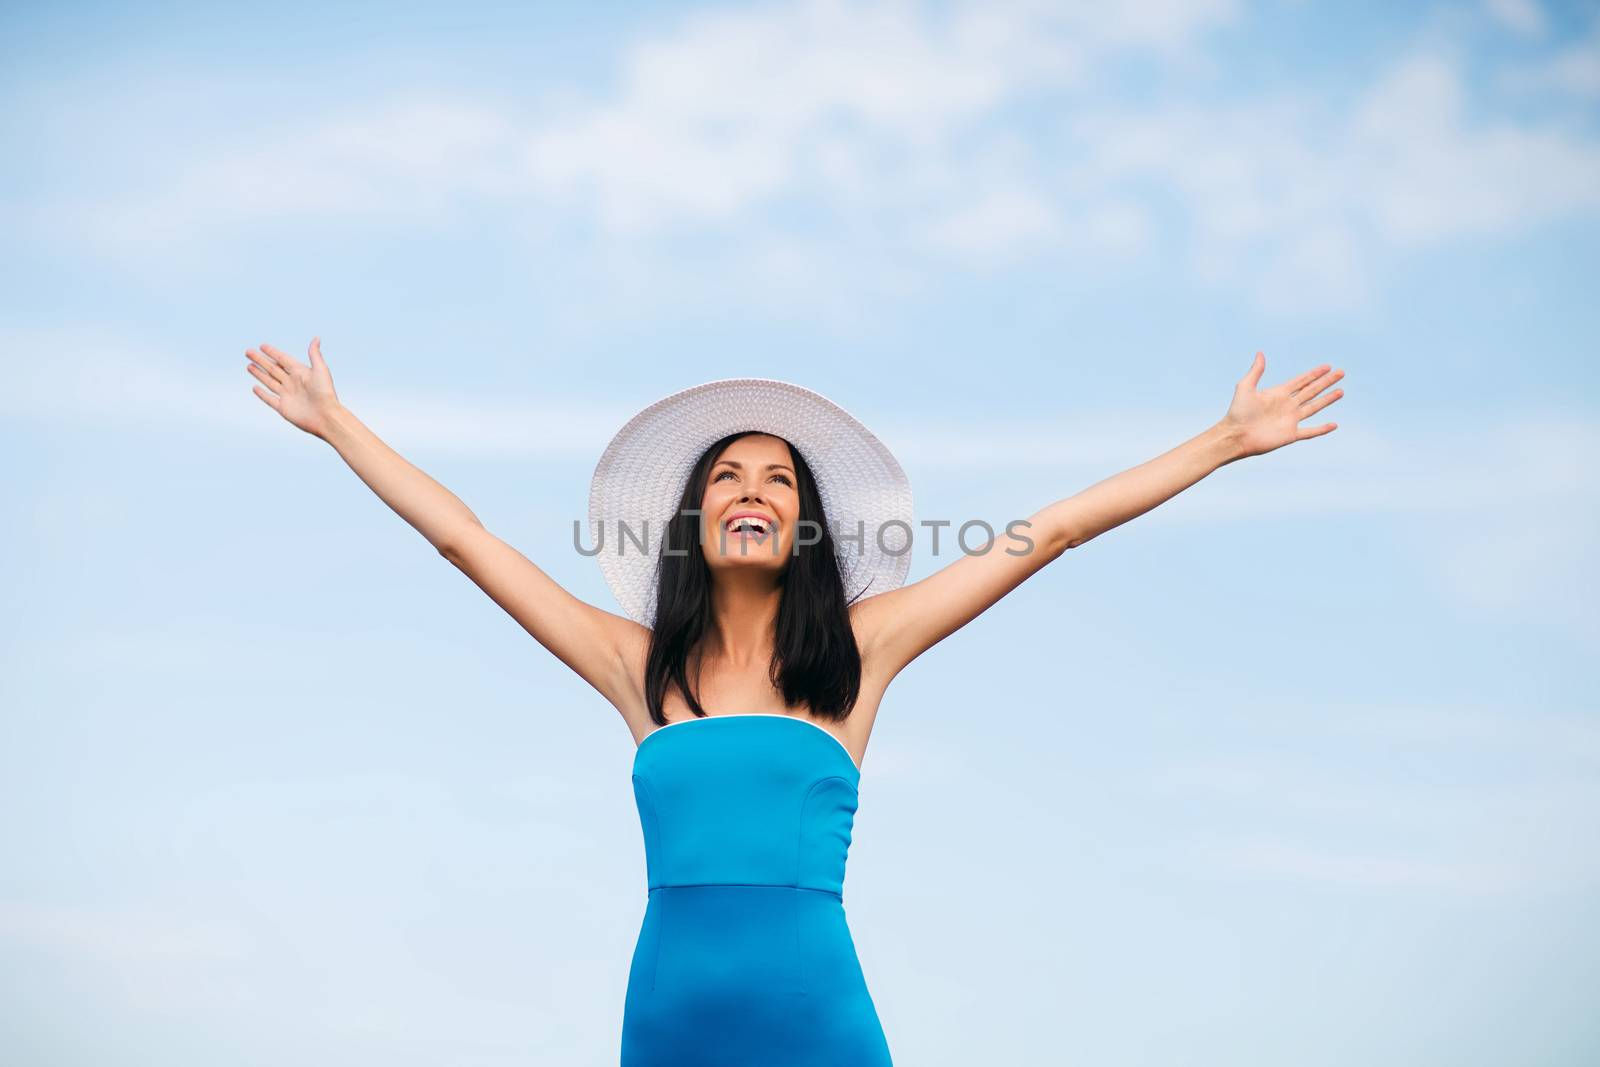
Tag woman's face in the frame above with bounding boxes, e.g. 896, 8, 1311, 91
698, 434, 801, 576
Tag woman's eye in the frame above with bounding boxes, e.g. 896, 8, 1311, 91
715, 469, 789, 485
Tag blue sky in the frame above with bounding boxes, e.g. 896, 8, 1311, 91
2, 0, 1598, 1063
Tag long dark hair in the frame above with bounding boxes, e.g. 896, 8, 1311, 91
642, 431, 864, 728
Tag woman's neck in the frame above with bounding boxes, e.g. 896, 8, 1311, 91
704, 580, 781, 668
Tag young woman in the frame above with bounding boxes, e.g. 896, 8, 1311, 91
246, 342, 1344, 1065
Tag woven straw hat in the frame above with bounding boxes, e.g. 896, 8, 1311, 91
588, 378, 914, 628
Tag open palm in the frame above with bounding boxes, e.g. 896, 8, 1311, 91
245, 337, 342, 440
1222, 351, 1345, 461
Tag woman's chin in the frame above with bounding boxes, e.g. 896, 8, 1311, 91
704, 542, 789, 570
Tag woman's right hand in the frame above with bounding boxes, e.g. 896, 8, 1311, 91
246, 337, 343, 440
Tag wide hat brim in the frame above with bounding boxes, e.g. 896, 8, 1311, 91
588, 378, 914, 628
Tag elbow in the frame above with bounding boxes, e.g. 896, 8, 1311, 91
1045, 526, 1081, 557
436, 521, 486, 563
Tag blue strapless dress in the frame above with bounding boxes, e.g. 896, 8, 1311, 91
621, 713, 894, 1066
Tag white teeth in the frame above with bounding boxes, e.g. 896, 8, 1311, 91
726, 516, 772, 534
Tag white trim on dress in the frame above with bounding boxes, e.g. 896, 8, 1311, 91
637, 713, 860, 773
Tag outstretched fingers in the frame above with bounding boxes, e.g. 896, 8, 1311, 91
245, 347, 287, 385
1292, 375, 1345, 442
245, 342, 311, 414
1298, 383, 1344, 417
1297, 420, 1338, 441
1294, 367, 1345, 408
1285, 363, 1333, 397
251, 384, 281, 410
259, 342, 305, 377
244, 360, 281, 396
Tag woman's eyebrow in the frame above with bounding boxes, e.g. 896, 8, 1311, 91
715, 459, 795, 473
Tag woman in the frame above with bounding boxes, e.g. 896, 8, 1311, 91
246, 341, 1344, 1065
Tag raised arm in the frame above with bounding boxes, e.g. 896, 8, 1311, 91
245, 338, 644, 715
854, 352, 1345, 682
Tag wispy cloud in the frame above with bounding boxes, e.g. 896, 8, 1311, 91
1172, 835, 1539, 893
1070, 49, 1600, 312
1484, 0, 1547, 38
19, 0, 1600, 318
0, 326, 633, 458
1496, 10, 1600, 97
0, 899, 255, 961
517, 0, 1238, 235
10, 327, 1597, 517
1142, 699, 1600, 894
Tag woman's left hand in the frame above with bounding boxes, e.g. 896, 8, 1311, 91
1220, 351, 1345, 461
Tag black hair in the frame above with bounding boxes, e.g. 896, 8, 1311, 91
642, 430, 865, 728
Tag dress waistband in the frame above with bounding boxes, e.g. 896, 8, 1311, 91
648, 882, 843, 900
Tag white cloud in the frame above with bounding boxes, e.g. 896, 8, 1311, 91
518, 0, 1237, 238
21, 1, 1238, 288
43, 93, 526, 257
1068, 50, 1600, 309
917, 183, 1065, 262
1142, 699, 1600, 894
16, 1, 1600, 318
1497, 16, 1600, 97
1251, 223, 1369, 315
1484, 0, 1546, 37
1350, 54, 1600, 244
1178, 835, 1538, 893
1327, 702, 1600, 762
0, 326, 632, 459
0, 899, 255, 961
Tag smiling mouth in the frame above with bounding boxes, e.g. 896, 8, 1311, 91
724, 516, 775, 541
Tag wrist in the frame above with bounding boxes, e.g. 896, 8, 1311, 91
318, 403, 357, 446
1207, 419, 1249, 467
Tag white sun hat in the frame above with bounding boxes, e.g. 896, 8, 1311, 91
587, 378, 915, 628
